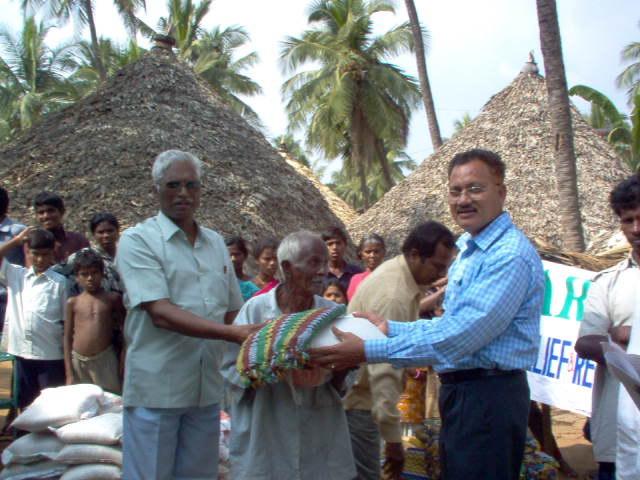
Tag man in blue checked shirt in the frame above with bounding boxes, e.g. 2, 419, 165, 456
311, 148, 544, 480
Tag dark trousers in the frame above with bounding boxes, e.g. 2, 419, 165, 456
438, 370, 530, 480
15, 357, 65, 409
346, 409, 381, 480
597, 461, 616, 480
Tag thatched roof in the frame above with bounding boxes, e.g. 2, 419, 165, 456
348, 62, 629, 254
278, 150, 358, 226
0, 46, 349, 244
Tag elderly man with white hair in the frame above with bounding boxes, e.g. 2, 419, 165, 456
222, 230, 356, 480
116, 149, 255, 479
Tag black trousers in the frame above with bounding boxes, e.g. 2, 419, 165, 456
438, 370, 530, 480
15, 357, 65, 409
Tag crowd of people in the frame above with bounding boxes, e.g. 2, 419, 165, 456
0, 147, 638, 480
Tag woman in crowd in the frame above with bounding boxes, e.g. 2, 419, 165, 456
226, 236, 260, 301
222, 231, 356, 480
346, 233, 386, 301
250, 237, 280, 297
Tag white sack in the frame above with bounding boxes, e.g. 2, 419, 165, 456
60, 464, 121, 480
0, 460, 66, 479
98, 392, 123, 414
11, 384, 104, 432
1, 432, 64, 466
55, 444, 122, 466
51, 413, 122, 445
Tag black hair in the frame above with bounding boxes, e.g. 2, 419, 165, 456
225, 235, 249, 257
448, 148, 506, 182
402, 221, 455, 261
357, 233, 386, 253
33, 191, 65, 212
321, 226, 348, 243
322, 278, 348, 299
610, 174, 640, 217
253, 237, 279, 260
0, 188, 8, 217
89, 212, 119, 234
73, 249, 104, 274
27, 228, 55, 250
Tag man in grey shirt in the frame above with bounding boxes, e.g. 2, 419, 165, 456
116, 150, 255, 479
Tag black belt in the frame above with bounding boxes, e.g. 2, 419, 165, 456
438, 368, 523, 384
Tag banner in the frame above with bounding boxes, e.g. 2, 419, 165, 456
527, 260, 598, 416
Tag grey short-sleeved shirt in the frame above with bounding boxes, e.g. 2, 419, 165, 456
116, 212, 243, 408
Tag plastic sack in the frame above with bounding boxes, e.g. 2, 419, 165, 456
60, 464, 122, 480
0, 460, 67, 480
55, 444, 122, 466
98, 392, 123, 414
1, 432, 64, 466
51, 413, 122, 445
11, 384, 104, 432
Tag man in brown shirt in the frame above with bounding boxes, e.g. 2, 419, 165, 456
24, 192, 89, 266
343, 221, 455, 479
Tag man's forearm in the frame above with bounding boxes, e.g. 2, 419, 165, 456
575, 335, 608, 364
143, 300, 244, 343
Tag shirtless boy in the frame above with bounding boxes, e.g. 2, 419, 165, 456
64, 249, 124, 393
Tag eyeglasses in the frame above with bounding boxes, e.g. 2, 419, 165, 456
448, 183, 501, 199
164, 180, 201, 191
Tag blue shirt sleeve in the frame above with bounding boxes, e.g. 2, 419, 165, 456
365, 255, 532, 368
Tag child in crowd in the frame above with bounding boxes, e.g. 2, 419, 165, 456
322, 278, 348, 305
25, 191, 89, 267
225, 235, 257, 301
250, 237, 279, 297
0, 227, 67, 409
63, 250, 124, 394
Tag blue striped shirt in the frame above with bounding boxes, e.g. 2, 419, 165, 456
365, 212, 544, 372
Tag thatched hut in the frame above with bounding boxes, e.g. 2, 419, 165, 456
277, 149, 358, 226
0, 44, 349, 244
347, 58, 629, 254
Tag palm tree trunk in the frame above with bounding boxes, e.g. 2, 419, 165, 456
536, 0, 585, 251
351, 106, 370, 210
84, 0, 107, 83
404, 0, 442, 150
375, 139, 394, 191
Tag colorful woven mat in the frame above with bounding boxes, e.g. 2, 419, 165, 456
236, 304, 346, 387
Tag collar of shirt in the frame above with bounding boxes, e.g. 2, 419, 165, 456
456, 211, 512, 253
156, 211, 204, 247
395, 254, 422, 299
24, 266, 57, 282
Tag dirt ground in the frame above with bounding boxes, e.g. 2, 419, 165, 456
0, 361, 598, 478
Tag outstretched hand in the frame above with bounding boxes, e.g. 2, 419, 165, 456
309, 327, 366, 371
351, 311, 389, 335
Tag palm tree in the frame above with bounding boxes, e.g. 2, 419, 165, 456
617, 21, 640, 101
452, 112, 472, 136
570, 85, 640, 172
281, 0, 420, 209
0, 17, 75, 138
403, 0, 442, 149
158, 1, 262, 124
536, 0, 585, 251
21, 0, 148, 83
273, 133, 311, 167
63, 37, 145, 99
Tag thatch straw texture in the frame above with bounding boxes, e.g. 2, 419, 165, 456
0, 47, 349, 243
348, 68, 629, 254
279, 151, 358, 226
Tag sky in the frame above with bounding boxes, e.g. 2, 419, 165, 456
4, 0, 639, 174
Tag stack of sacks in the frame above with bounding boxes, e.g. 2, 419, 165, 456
1, 385, 124, 480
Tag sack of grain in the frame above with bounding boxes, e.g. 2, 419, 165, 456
1, 432, 64, 466
60, 464, 121, 480
0, 460, 67, 479
11, 384, 104, 432
98, 392, 122, 414
55, 444, 122, 467
51, 413, 122, 445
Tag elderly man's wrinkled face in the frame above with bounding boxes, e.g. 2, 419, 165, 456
158, 161, 201, 224
288, 241, 328, 296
